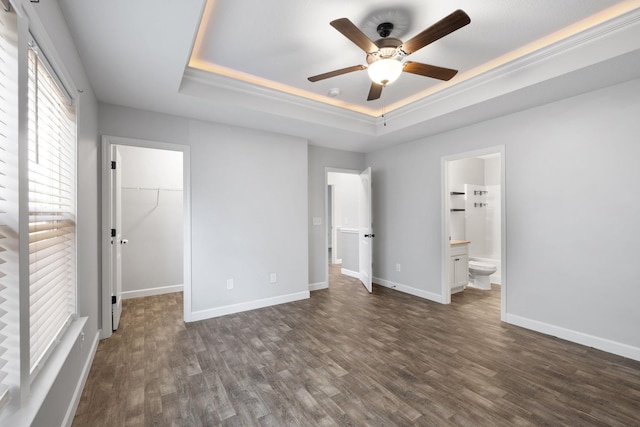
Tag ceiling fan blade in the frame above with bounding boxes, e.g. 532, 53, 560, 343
308, 65, 366, 82
402, 9, 470, 54
403, 61, 458, 81
367, 83, 383, 101
330, 18, 378, 54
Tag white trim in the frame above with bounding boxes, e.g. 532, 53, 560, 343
340, 268, 359, 279
101, 135, 192, 337
382, 7, 640, 131
441, 145, 506, 321
324, 167, 362, 291
309, 282, 328, 291
20, 1, 79, 101
62, 331, 99, 427
374, 277, 447, 304
441, 155, 452, 305
505, 314, 640, 362
182, 7, 640, 138
6, 318, 87, 427
190, 291, 310, 322
329, 185, 336, 265
121, 285, 184, 300
182, 67, 379, 123
183, 6, 640, 130
338, 228, 358, 233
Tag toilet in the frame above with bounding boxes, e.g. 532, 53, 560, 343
468, 259, 497, 290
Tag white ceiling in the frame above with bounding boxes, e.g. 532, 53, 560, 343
59, 0, 640, 152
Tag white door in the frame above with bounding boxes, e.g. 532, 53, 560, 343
358, 167, 373, 292
110, 146, 123, 330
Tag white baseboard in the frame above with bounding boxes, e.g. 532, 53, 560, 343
340, 268, 360, 279
189, 291, 310, 322
374, 276, 447, 304
505, 313, 640, 362
121, 284, 183, 300
63, 331, 100, 427
309, 281, 328, 291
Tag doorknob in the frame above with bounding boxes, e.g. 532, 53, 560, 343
121, 239, 128, 244
364, 234, 375, 238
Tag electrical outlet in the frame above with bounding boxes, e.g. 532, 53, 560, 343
270, 273, 277, 284
226, 278, 234, 290
396, 263, 401, 272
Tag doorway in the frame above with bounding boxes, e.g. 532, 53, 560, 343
325, 167, 373, 293
101, 136, 192, 339
442, 146, 506, 319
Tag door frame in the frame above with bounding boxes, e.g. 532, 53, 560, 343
358, 167, 373, 293
328, 184, 336, 264
324, 167, 362, 288
110, 146, 123, 331
441, 145, 506, 320
100, 135, 192, 339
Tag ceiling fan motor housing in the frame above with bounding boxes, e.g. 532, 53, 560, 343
367, 37, 404, 64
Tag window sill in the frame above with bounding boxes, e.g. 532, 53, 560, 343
3, 317, 88, 427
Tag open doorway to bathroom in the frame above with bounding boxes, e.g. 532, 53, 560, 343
442, 147, 506, 319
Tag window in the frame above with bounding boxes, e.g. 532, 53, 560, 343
27, 46, 77, 375
0, 1, 19, 411
0, 2, 77, 416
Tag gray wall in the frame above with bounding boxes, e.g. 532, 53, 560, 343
367, 77, 640, 355
308, 145, 365, 287
118, 145, 184, 297
327, 172, 360, 230
99, 104, 309, 317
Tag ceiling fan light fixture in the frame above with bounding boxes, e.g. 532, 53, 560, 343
367, 58, 403, 86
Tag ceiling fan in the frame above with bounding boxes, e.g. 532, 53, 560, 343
308, 9, 470, 101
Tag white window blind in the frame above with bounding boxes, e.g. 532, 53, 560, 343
27, 46, 77, 374
0, 3, 19, 411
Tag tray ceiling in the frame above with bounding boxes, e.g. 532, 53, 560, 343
59, 0, 640, 151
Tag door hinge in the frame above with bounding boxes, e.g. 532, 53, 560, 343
111, 228, 116, 237
111, 161, 116, 170
111, 296, 117, 304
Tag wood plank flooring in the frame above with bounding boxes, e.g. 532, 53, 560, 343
72, 266, 640, 426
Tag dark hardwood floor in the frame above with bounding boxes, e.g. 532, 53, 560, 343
73, 266, 640, 426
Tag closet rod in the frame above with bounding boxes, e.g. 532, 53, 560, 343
121, 187, 182, 208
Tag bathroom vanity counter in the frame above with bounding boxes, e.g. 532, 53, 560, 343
449, 241, 470, 293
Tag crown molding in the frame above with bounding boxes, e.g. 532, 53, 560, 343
179, 4, 640, 141
180, 67, 378, 135
380, 5, 640, 131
